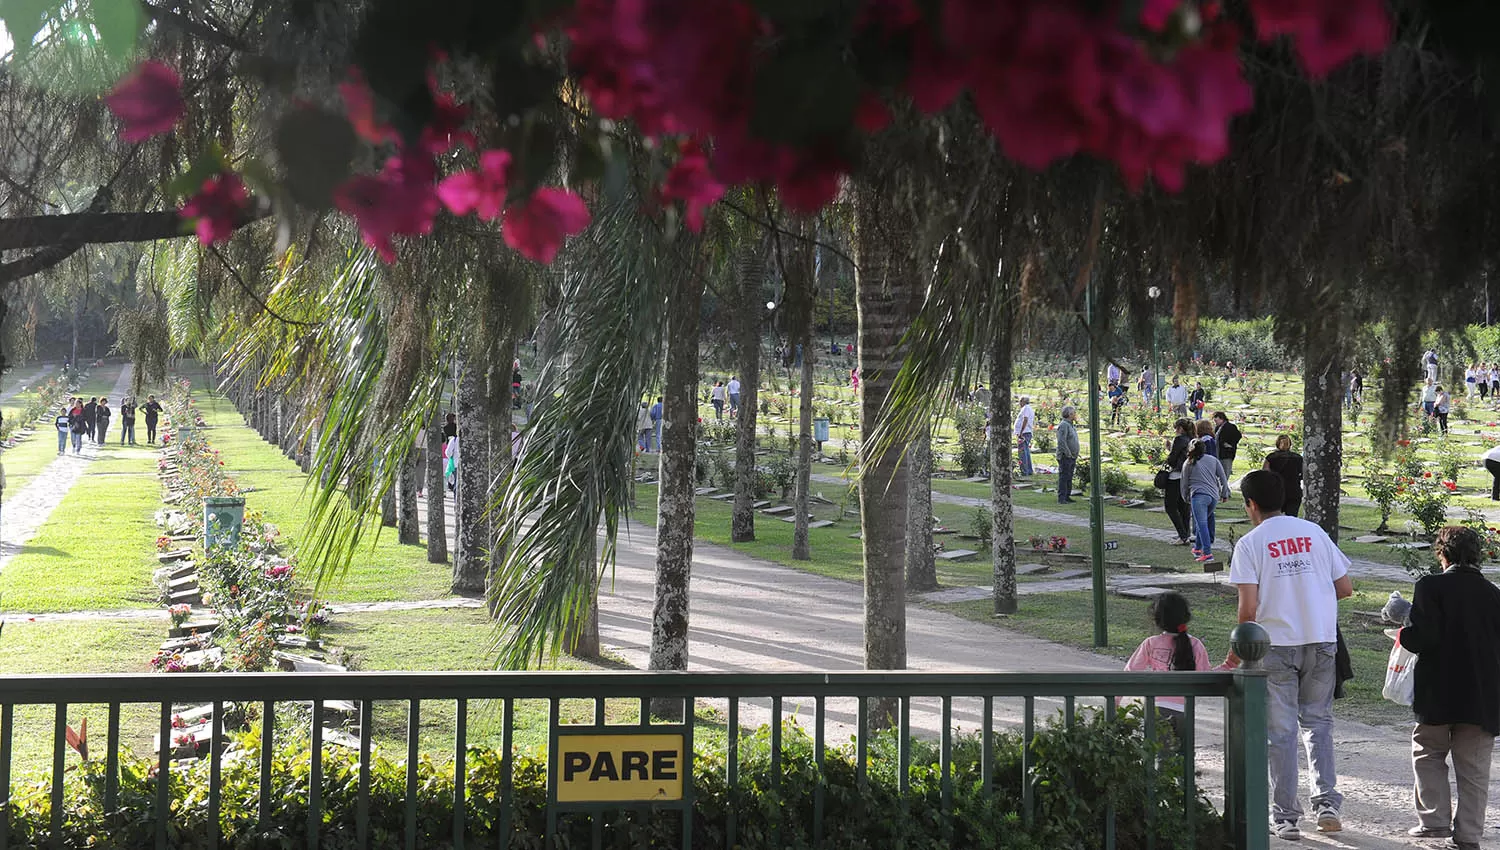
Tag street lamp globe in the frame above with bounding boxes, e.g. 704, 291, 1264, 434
1147, 286, 1161, 300
766, 301, 776, 310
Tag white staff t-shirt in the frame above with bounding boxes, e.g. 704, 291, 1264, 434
1228, 515, 1349, 647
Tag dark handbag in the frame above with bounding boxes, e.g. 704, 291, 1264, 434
1153, 468, 1172, 490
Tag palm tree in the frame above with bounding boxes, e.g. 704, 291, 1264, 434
730, 234, 769, 542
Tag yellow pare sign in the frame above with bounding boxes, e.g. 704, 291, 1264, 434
555, 733, 685, 803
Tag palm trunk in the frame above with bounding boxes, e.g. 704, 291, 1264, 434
793, 350, 815, 560
397, 445, 420, 545
564, 530, 602, 658
731, 241, 767, 542
425, 420, 448, 563
1303, 320, 1343, 541
452, 363, 489, 594
380, 485, 397, 527
905, 425, 936, 591
991, 304, 1017, 614
649, 256, 705, 717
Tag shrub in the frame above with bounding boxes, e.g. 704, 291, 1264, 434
1437, 438, 1466, 484
969, 506, 992, 545
1362, 456, 1398, 533
1102, 466, 1134, 496
1033, 430, 1054, 453
1402, 475, 1451, 537
767, 454, 796, 499
958, 439, 989, 478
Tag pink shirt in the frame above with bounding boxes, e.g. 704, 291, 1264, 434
1124, 632, 1223, 712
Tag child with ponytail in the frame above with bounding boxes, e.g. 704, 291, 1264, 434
1124, 590, 1233, 739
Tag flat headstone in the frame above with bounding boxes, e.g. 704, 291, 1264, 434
157, 549, 193, 563
160, 635, 212, 652
848, 533, 863, 540
806, 520, 835, 529
1390, 541, 1432, 550
710, 493, 735, 501
174, 619, 220, 636
1116, 585, 1172, 599
1116, 499, 1145, 508
323, 729, 361, 749
1048, 569, 1089, 580
169, 588, 202, 606
920, 586, 991, 604
1016, 563, 1049, 575
762, 505, 795, 516
963, 476, 990, 484
1220, 517, 1248, 525
1352, 534, 1390, 544
273, 651, 347, 673
168, 574, 198, 593
752, 500, 772, 509
936, 549, 980, 562
694, 487, 718, 496
778, 515, 814, 523
1147, 506, 1167, 513
169, 562, 197, 581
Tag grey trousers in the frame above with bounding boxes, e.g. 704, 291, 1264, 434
1413, 722, 1495, 844
1266, 643, 1342, 823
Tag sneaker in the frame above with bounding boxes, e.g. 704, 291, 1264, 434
1315, 807, 1341, 833
1196, 553, 1215, 563
1444, 838, 1480, 850
1272, 821, 1301, 841
1408, 825, 1451, 838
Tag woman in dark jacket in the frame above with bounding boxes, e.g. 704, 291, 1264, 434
1263, 435, 1304, 518
1398, 526, 1500, 847
1163, 418, 1194, 545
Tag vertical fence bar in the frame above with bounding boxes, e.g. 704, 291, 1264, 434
1230, 674, 1270, 850
1144, 697, 1156, 850
639, 697, 650, 725
406, 699, 420, 850
1105, 695, 1117, 849
259, 701, 275, 824
209, 701, 223, 850
500, 698, 514, 850
1183, 696, 1196, 847
453, 699, 466, 850
545, 701, 559, 845
770, 696, 782, 847
51, 704, 66, 846
813, 696, 825, 847
981, 696, 994, 797
682, 704, 696, 850
157, 702, 171, 850
310, 701, 324, 849
357, 700, 372, 850
726, 697, 738, 848
855, 696, 868, 790
940, 696, 953, 844
105, 702, 120, 821
898, 697, 911, 796
1022, 696, 1035, 826
1064, 695, 1075, 729
594, 697, 605, 726
1, 703, 14, 849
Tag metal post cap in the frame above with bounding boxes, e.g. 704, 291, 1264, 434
1229, 622, 1271, 664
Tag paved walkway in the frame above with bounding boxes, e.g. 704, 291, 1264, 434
595, 517, 1472, 847
0, 363, 55, 406
0, 366, 133, 569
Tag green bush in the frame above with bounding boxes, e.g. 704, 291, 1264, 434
9, 709, 1225, 849
1102, 466, 1134, 496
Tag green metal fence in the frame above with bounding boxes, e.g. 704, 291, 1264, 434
0, 668, 1268, 849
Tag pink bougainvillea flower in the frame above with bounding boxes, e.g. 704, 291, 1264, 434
334, 151, 440, 262
179, 172, 249, 245
503, 188, 591, 264
660, 140, 723, 232
419, 91, 476, 155
437, 149, 511, 220
1140, 0, 1179, 31
104, 61, 185, 142
1249, 0, 1390, 77
339, 68, 398, 145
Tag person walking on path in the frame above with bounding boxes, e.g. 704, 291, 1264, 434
1107, 361, 1121, 386
1433, 385, 1451, 434
1194, 418, 1218, 458
1013, 395, 1036, 477
82, 397, 97, 443
143, 395, 163, 444
1212, 411, 1241, 478
1264, 435, 1305, 518
1483, 444, 1500, 501
1228, 470, 1354, 841
1054, 405, 1079, 504
1166, 377, 1188, 418
727, 376, 742, 417
1189, 381, 1206, 421
710, 381, 726, 420
54, 403, 70, 455
649, 397, 664, 453
119, 397, 136, 445
94, 398, 111, 445
1424, 348, 1439, 383
1180, 438, 1229, 565
1108, 380, 1127, 427
1421, 378, 1438, 420
636, 401, 653, 452
1138, 367, 1155, 409
1164, 418, 1194, 546
1396, 525, 1500, 849
67, 400, 86, 454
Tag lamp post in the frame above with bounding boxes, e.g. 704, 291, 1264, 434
1148, 286, 1163, 413
1086, 273, 1107, 648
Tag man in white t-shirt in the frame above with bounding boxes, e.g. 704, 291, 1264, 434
1165, 377, 1188, 418
1013, 396, 1036, 477
726, 376, 742, 418
1229, 470, 1354, 842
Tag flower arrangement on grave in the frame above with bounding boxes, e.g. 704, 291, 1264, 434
168, 604, 192, 627
150, 650, 186, 673
1048, 536, 1068, 552
156, 536, 172, 552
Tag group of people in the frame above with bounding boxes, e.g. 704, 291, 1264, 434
53, 395, 160, 454
1419, 379, 1454, 434
1159, 412, 1243, 564
1463, 363, 1500, 399
707, 377, 742, 421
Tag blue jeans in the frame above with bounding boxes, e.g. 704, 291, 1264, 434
57, 430, 67, 453
1056, 455, 1075, 501
1265, 643, 1342, 823
70, 432, 82, 453
729, 393, 740, 414
1190, 492, 1216, 552
1017, 432, 1033, 476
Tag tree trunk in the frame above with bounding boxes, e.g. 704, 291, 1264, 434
991, 300, 1018, 614
564, 530, 602, 659
380, 480, 397, 527
452, 363, 489, 595
425, 420, 448, 563
905, 425, 937, 591
793, 350, 815, 560
854, 165, 920, 709
730, 241, 767, 542
397, 445, 420, 545
649, 256, 705, 719
1303, 321, 1343, 541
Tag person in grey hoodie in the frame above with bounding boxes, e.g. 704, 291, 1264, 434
1054, 405, 1080, 504
1180, 438, 1230, 564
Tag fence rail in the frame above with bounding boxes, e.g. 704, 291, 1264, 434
0, 669, 1268, 850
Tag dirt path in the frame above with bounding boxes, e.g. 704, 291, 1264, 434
0, 366, 134, 570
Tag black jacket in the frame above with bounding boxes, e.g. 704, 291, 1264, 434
1166, 434, 1190, 473
1399, 566, 1500, 735
143, 401, 162, 423
96, 405, 111, 427
1264, 449, 1304, 500
1215, 421, 1242, 461
82, 402, 97, 425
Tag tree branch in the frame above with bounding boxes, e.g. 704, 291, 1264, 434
139, 1, 251, 51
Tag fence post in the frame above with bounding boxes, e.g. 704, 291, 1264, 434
1226, 623, 1270, 850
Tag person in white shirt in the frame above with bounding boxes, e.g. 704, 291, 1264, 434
1165, 377, 1188, 417
726, 376, 742, 418
1483, 443, 1500, 501
1013, 396, 1036, 477
1228, 471, 1354, 841
709, 380, 727, 419
1107, 362, 1121, 385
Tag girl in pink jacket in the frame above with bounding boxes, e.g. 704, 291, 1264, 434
1125, 591, 1234, 741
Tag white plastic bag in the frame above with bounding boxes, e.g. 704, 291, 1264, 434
1383, 639, 1417, 706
